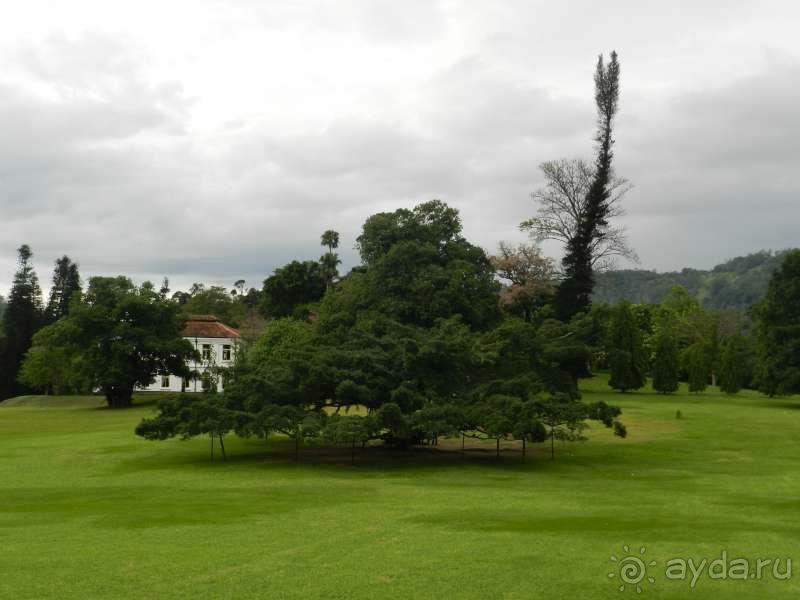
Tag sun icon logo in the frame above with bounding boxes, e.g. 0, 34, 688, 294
608, 545, 656, 593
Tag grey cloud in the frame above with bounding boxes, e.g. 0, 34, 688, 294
1, 4, 799, 295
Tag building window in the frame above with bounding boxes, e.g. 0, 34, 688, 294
160, 375, 170, 388
202, 344, 212, 360
222, 344, 231, 361
182, 377, 191, 392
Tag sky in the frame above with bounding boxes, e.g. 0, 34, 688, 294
0, 0, 798, 296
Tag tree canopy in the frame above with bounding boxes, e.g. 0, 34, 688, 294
138, 200, 625, 459
754, 250, 800, 396
21, 276, 196, 408
0, 245, 43, 399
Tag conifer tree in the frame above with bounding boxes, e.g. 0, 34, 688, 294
719, 333, 747, 394
45, 255, 81, 323
652, 327, 679, 394
608, 301, 646, 392
754, 250, 800, 396
684, 343, 708, 394
0, 245, 44, 399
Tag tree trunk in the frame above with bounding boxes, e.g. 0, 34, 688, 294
295, 434, 299, 462
496, 438, 500, 458
218, 434, 226, 461
550, 431, 555, 460
351, 439, 355, 464
522, 438, 526, 460
210, 435, 214, 461
104, 385, 133, 409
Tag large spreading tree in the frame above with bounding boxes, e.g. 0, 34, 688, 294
138, 200, 625, 458
21, 276, 196, 408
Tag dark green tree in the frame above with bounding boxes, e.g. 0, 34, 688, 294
719, 333, 748, 394
45, 255, 82, 323
322, 414, 376, 463
182, 284, 244, 326
0, 245, 43, 399
607, 301, 646, 392
136, 392, 241, 461
260, 260, 327, 319
139, 201, 626, 460
320, 230, 340, 255
651, 327, 680, 394
342, 200, 501, 331
22, 276, 196, 408
684, 342, 708, 394
754, 250, 800, 396
555, 51, 621, 320
320, 230, 341, 290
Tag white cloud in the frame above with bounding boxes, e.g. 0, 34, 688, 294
0, 1, 799, 294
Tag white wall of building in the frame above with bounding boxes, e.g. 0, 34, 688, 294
139, 336, 239, 393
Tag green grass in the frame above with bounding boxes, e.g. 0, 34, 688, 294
1, 380, 799, 599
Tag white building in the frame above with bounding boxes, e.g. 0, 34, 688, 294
140, 314, 241, 393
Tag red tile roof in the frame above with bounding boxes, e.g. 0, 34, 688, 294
182, 315, 241, 339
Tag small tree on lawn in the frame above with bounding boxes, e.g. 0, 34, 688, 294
719, 333, 748, 394
652, 327, 679, 394
608, 301, 646, 392
754, 250, 800, 396
684, 343, 708, 394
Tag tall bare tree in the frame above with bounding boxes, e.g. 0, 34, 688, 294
520, 158, 636, 270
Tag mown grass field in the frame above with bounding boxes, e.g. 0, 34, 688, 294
1, 378, 798, 599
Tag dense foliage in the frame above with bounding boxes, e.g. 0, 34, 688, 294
555, 51, 621, 320
593, 250, 795, 310
260, 260, 327, 319
45, 255, 82, 324
754, 250, 800, 396
0, 246, 44, 399
607, 301, 646, 392
137, 201, 626, 458
21, 276, 196, 408
651, 327, 679, 394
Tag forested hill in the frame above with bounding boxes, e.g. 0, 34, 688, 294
593, 249, 795, 310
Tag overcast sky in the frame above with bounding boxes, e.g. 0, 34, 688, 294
1, 0, 798, 296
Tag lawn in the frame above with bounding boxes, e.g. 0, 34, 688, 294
1, 379, 798, 599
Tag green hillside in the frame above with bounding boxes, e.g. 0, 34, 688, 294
593, 249, 795, 309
